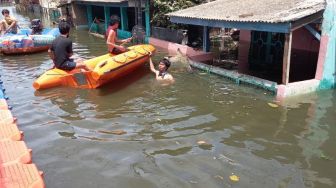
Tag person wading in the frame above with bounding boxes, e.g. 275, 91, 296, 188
149, 52, 174, 83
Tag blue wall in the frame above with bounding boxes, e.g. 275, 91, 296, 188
320, 1, 336, 89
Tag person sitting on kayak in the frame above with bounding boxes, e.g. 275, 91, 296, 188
48, 21, 90, 71
149, 53, 174, 82
0, 9, 18, 36
106, 15, 132, 55
30, 19, 43, 35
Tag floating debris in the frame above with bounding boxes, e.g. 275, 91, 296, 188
214, 175, 224, 180
78, 135, 109, 141
197, 140, 207, 145
320, 152, 334, 161
58, 131, 76, 139
189, 180, 198, 184
98, 129, 127, 135
267, 103, 279, 108
229, 174, 240, 182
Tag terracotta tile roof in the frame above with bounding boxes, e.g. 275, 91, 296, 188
168, 0, 325, 23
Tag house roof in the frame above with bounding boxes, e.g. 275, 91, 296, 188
167, 0, 325, 23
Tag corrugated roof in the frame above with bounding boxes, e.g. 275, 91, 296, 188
167, 0, 325, 23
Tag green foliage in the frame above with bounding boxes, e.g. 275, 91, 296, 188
151, 0, 208, 29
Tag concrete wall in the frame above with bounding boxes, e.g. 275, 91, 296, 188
277, 1, 335, 99
290, 27, 320, 82
318, 1, 336, 89
149, 37, 213, 62
292, 27, 320, 52
72, 4, 88, 26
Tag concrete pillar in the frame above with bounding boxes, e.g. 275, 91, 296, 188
104, 6, 110, 32
203, 26, 210, 52
318, 1, 336, 89
86, 5, 93, 28
282, 32, 293, 85
120, 7, 128, 31
145, 0, 150, 37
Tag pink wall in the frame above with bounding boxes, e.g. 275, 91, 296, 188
238, 30, 251, 73
315, 36, 328, 80
149, 37, 213, 62
290, 27, 320, 82
292, 27, 320, 52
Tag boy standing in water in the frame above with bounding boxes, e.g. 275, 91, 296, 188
0, 9, 18, 36
48, 21, 90, 71
149, 53, 174, 82
106, 15, 132, 54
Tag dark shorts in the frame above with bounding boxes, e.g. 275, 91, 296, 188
7, 28, 17, 34
109, 48, 123, 55
58, 59, 76, 71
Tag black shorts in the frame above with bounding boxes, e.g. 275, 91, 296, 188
7, 28, 17, 34
58, 59, 76, 71
109, 48, 123, 55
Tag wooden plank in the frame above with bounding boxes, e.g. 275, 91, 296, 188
304, 25, 321, 41
282, 32, 292, 85
75, 1, 129, 7
170, 16, 291, 33
290, 11, 324, 31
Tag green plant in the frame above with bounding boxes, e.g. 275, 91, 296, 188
151, 0, 208, 29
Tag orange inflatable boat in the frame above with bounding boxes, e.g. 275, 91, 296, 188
33, 44, 155, 90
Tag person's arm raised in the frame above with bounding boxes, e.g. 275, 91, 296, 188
149, 57, 157, 74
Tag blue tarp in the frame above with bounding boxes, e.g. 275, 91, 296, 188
0, 81, 5, 99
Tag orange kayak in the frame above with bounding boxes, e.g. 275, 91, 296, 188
33, 44, 155, 90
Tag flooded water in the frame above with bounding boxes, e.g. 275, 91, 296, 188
1, 6, 336, 188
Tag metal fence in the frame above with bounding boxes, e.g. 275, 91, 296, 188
151, 26, 184, 44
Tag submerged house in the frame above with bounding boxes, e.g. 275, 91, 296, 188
58, 0, 150, 39
167, 0, 335, 98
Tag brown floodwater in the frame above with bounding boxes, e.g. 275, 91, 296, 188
1, 6, 336, 188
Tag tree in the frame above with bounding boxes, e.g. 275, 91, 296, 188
151, 0, 209, 29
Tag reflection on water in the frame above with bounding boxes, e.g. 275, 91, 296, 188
1, 6, 336, 188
